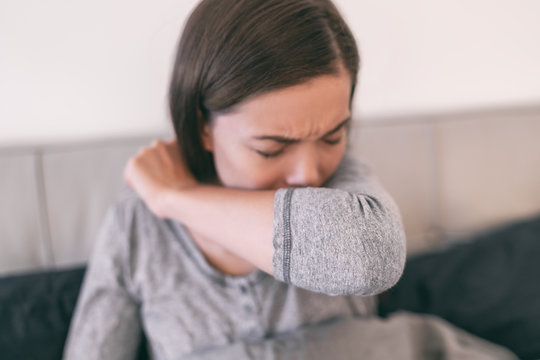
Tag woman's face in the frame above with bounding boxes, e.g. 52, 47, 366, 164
202, 67, 351, 190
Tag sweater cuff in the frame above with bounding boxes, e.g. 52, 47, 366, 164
272, 187, 294, 284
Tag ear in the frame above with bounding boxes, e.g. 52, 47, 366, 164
197, 107, 214, 152
201, 122, 214, 152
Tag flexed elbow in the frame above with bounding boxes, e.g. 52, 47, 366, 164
272, 188, 407, 296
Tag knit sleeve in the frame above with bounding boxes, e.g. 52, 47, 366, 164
272, 154, 407, 296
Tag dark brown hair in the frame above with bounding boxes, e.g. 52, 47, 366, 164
169, 0, 359, 182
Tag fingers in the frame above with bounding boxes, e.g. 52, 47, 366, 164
129, 137, 179, 169
135, 139, 166, 156
151, 139, 165, 147
150, 137, 177, 149
123, 159, 135, 189
164, 137, 179, 151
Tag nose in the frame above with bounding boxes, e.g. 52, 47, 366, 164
285, 149, 321, 188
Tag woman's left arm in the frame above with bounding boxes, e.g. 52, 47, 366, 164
124, 139, 406, 296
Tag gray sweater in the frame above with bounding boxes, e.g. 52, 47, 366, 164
63, 155, 407, 359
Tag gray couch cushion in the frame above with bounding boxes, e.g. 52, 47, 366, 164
0, 152, 48, 275
42, 142, 146, 268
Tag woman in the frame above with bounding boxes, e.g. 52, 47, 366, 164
63, 0, 517, 359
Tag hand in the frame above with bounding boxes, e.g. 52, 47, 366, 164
123, 137, 198, 218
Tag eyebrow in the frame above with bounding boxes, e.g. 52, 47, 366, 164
253, 117, 351, 144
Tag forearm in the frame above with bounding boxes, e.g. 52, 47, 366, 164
161, 185, 277, 274
160, 178, 406, 297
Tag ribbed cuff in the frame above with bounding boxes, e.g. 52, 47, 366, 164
272, 188, 294, 284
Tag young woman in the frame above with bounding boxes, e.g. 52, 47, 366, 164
63, 0, 517, 359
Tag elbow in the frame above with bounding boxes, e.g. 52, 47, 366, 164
350, 240, 406, 296
351, 210, 407, 296
323, 207, 407, 296
278, 189, 407, 297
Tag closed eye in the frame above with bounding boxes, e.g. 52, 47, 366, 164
256, 149, 284, 158
323, 137, 342, 145
322, 129, 345, 145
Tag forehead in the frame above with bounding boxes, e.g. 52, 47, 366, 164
213, 70, 352, 138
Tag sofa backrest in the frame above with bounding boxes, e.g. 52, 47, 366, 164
1, 105, 539, 276
1, 136, 151, 275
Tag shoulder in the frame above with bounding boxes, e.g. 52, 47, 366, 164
93, 186, 190, 284
323, 152, 377, 189
92, 185, 168, 259
113, 185, 148, 211
109, 186, 193, 253
107, 185, 161, 227
338, 153, 373, 176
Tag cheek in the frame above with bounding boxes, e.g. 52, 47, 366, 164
248, 161, 289, 189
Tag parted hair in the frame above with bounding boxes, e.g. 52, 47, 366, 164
169, 0, 359, 182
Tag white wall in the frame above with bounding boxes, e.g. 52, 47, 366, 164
1, 0, 539, 146
341, 0, 540, 117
